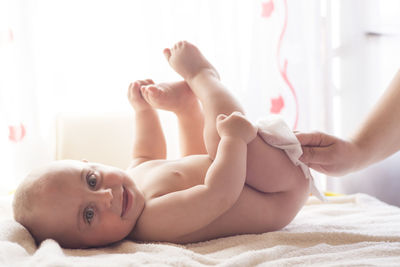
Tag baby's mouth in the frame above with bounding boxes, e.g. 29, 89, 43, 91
121, 186, 128, 217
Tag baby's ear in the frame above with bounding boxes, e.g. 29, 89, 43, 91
81, 159, 88, 163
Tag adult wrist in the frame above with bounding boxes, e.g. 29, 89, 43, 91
349, 138, 371, 172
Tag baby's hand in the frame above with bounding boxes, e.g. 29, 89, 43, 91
127, 80, 153, 112
216, 112, 257, 144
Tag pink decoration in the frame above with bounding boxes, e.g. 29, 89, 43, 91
261, 0, 274, 18
8, 123, 26, 143
270, 95, 285, 114
9, 28, 13, 42
276, 0, 299, 129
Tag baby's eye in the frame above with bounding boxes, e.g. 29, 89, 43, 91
84, 207, 95, 224
87, 173, 97, 189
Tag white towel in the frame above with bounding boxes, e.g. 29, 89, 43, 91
256, 115, 326, 201
2, 193, 400, 266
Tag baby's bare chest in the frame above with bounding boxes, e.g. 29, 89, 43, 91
131, 155, 212, 199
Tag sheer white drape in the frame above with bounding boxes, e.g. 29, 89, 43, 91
326, 0, 400, 206
0, 0, 48, 193
0, 0, 326, 193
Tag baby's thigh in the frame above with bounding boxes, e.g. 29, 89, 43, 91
245, 136, 306, 193
230, 184, 309, 233
184, 184, 310, 241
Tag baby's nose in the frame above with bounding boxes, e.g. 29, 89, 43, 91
98, 188, 113, 208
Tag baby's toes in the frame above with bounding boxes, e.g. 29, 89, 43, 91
163, 48, 171, 61
141, 85, 161, 105
136, 79, 154, 87
144, 79, 154, 85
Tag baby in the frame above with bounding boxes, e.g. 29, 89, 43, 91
13, 41, 310, 248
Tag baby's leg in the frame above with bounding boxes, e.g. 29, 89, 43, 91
164, 41, 306, 194
164, 41, 244, 159
140, 80, 206, 156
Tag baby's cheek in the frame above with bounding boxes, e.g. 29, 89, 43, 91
105, 172, 125, 185
104, 215, 131, 235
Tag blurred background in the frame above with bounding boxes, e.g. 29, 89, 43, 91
0, 0, 399, 206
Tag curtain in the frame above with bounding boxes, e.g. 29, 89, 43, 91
0, 0, 327, 192
0, 0, 30, 193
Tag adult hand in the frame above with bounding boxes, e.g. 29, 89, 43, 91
295, 131, 362, 176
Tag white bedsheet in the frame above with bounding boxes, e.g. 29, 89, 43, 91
1, 194, 400, 266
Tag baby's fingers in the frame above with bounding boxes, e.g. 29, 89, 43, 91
128, 82, 140, 99
127, 81, 153, 111
216, 114, 227, 122
216, 112, 257, 143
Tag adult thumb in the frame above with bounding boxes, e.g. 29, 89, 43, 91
300, 146, 330, 164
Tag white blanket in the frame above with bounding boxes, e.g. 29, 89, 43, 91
1, 194, 400, 266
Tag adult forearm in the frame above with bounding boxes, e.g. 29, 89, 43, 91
351, 69, 400, 169
133, 109, 166, 159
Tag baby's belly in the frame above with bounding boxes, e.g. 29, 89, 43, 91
136, 155, 212, 199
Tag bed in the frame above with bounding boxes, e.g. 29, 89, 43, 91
1, 113, 400, 266
1, 194, 400, 266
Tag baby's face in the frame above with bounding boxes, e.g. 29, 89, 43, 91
31, 160, 144, 248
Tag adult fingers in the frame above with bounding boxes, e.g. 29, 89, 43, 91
307, 163, 331, 175
296, 131, 335, 147
300, 146, 333, 165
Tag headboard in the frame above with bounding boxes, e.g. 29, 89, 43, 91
55, 112, 134, 169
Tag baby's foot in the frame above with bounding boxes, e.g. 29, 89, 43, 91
163, 41, 220, 82
141, 81, 199, 114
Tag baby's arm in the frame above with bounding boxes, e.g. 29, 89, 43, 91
206, 112, 257, 206
127, 81, 167, 166
135, 112, 257, 241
